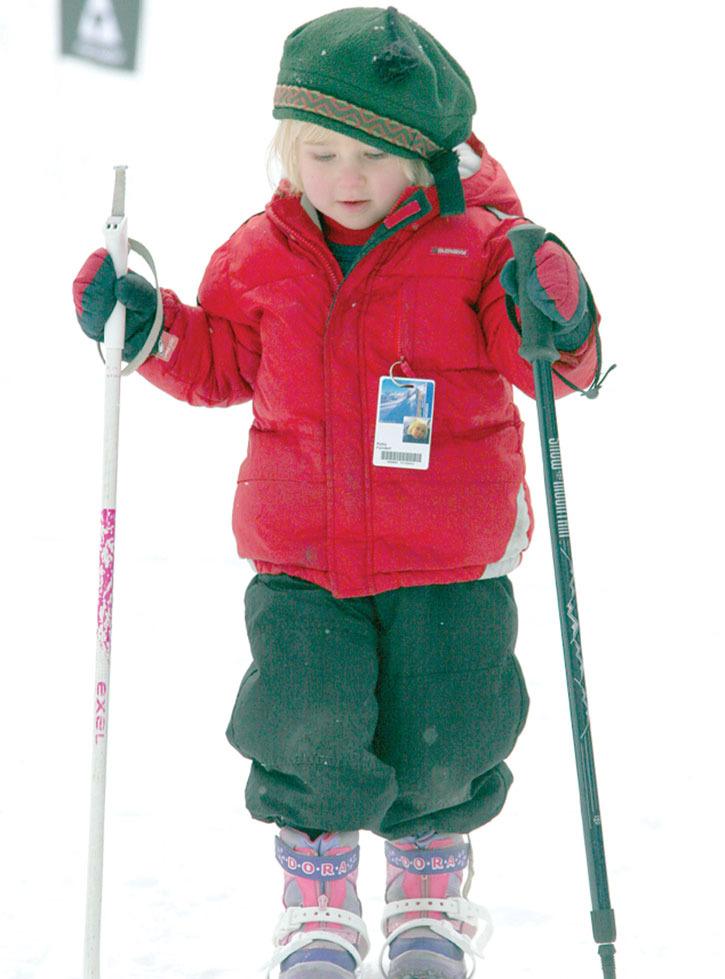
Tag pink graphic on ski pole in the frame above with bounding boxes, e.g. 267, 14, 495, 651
97, 508, 116, 656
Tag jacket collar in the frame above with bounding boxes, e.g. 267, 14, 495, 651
266, 182, 434, 251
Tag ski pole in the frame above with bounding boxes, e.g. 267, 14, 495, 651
82, 168, 163, 979
507, 222, 617, 979
83, 164, 129, 979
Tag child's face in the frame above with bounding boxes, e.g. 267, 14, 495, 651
297, 130, 411, 229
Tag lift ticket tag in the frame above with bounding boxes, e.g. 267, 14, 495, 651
373, 376, 435, 470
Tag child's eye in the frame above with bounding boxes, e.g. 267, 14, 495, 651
311, 151, 386, 162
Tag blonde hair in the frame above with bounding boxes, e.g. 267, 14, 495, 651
267, 119, 433, 193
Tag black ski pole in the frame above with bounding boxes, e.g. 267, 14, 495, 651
507, 222, 617, 978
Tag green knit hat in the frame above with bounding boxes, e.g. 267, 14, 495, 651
273, 6, 476, 216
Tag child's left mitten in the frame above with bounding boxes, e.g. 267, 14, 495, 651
500, 234, 594, 351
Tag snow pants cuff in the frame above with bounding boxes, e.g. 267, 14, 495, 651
226, 572, 528, 839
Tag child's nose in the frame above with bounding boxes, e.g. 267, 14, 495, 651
338, 161, 365, 185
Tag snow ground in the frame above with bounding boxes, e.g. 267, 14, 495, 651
1, 2, 724, 978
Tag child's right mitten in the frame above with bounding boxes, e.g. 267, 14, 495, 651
73, 249, 159, 360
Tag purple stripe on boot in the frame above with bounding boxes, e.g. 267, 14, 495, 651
390, 935, 463, 961
280, 946, 357, 971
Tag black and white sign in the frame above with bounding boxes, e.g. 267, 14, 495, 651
61, 0, 142, 71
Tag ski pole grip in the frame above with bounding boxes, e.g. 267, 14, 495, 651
506, 222, 559, 365
102, 165, 129, 354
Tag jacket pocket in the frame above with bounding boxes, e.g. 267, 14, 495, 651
399, 278, 486, 372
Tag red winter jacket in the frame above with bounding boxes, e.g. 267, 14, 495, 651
139, 134, 597, 598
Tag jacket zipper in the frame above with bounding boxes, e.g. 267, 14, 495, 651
268, 213, 349, 589
268, 213, 343, 323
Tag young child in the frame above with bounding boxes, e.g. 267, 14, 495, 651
73, 8, 600, 978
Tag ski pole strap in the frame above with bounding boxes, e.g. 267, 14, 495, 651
122, 238, 164, 375
487, 207, 615, 398
95, 237, 164, 376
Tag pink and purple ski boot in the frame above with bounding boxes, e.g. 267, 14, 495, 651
266, 828, 370, 978
380, 832, 492, 979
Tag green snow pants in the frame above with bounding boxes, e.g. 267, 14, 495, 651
226, 573, 528, 840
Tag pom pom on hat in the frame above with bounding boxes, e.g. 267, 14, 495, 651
373, 7, 420, 80
373, 38, 420, 80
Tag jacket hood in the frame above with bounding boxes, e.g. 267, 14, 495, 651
458, 132, 522, 214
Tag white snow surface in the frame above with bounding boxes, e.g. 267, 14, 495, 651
1, 2, 724, 978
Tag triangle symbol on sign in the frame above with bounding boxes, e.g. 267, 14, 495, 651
78, 0, 123, 47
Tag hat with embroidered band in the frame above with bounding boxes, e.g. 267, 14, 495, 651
273, 6, 476, 216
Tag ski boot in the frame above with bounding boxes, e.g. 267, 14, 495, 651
265, 828, 370, 978
380, 832, 492, 979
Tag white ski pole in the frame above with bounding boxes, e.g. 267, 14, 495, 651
83, 165, 128, 979
82, 166, 164, 979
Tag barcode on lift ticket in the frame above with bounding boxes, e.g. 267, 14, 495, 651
380, 450, 423, 464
